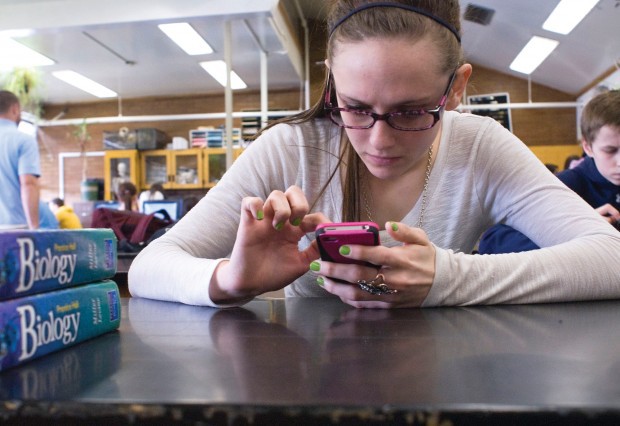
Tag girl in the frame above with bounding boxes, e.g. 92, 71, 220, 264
130, 0, 620, 308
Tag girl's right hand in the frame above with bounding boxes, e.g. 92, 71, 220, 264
209, 185, 326, 304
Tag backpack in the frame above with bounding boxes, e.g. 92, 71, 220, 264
91, 208, 173, 252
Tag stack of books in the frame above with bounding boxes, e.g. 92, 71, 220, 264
0, 229, 121, 372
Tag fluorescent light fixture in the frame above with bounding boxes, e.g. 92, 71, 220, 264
509, 36, 559, 75
159, 23, 213, 55
199, 60, 247, 90
0, 37, 54, 67
52, 70, 117, 98
543, 0, 599, 35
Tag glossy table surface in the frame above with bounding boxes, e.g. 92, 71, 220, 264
2, 297, 620, 425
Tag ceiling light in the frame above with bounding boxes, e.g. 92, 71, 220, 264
52, 70, 117, 98
0, 37, 54, 68
542, 0, 599, 35
509, 36, 559, 75
199, 61, 247, 90
158, 23, 213, 55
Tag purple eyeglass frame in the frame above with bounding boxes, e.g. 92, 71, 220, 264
324, 71, 457, 131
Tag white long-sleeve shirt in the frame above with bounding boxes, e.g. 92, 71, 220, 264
129, 111, 620, 306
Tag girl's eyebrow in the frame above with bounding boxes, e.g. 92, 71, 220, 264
338, 92, 435, 109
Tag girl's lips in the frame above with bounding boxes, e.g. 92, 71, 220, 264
365, 153, 400, 167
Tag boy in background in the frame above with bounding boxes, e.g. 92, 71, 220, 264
479, 90, 620, 254
49, 198, 83, 229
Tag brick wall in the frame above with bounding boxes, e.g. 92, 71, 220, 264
36, 64, 578, 205
38, 89, 302, 204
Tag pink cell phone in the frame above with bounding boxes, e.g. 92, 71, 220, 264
315, 222, 380, 264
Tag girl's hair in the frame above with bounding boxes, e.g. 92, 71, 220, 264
116, 182, 137, 211
580, 90, 620, 145
257, 1, 464, 221
149, 183, 165, 195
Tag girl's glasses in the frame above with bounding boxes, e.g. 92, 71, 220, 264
324, 71, 457, 131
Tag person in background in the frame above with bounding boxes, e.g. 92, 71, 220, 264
564, 154, 585, 171
49, 197, 83, 229
130, 0, 620, 309
479, 89, 620, 254
116, 181, 139, 211
39, 200, 59, 229
138, 183, 165, 213
545, 163, 558, 174
0, 90, 40, 229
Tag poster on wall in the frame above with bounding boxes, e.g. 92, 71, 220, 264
466, 92, 513, 132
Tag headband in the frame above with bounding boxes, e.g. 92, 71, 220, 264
329, 2, 461, 44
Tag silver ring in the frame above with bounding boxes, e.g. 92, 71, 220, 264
356, 273, 398, 295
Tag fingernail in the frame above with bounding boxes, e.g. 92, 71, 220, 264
317, 277, 324, 287
257, 210, 264, 220
391, 222, 398, 231
275, 222, 284, 231
292, 217, 302, 226
310, 261, 321, 272
339, 245, 351, 256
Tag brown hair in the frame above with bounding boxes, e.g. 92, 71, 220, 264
0, 90, 19, 114
258, 1, 464, 221
116, 182, 138, 210
50, 198, 65, 207
581, 90, 620, 145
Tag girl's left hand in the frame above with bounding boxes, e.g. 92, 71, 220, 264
312, 221, 436, 308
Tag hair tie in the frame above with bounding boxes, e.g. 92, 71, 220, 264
329, 2, 461, 44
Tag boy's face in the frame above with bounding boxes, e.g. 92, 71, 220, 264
582, 124, 620, 186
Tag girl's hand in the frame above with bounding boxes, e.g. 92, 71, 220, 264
596, 204, 620, 225
210, 186, 325, 304
311, 221, 435, 308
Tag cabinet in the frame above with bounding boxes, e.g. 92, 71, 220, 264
203, 148, 245, 188
103, 150, 140, 200
204, 148, 226, 188
141, 148, 204, 190
104, 148, 243, 195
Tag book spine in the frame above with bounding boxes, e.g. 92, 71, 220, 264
0, 229, 117, 300
0, 280, 121, 372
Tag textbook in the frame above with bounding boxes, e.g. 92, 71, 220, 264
0, 280, 121, 372
0, 229, 117, 300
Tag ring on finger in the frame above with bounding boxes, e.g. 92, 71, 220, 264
356, 273, 397, 295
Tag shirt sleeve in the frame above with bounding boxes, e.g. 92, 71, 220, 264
128, 124, 302, 306
424, 116, 620, 306
18, 134, 41, 177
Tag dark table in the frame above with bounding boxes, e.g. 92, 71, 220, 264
2, 297, 620, 425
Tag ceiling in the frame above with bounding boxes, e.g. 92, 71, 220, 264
1, 0, 619, 107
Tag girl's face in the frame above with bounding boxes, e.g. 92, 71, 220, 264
583, 125, 620, 186
329, 37, 461, 181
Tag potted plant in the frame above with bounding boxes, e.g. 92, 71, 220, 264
73, 119, 98, 200
1, 67, 43, 117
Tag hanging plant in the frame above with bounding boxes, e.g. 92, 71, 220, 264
1, 67, 43, 117
73, 119, 91, 181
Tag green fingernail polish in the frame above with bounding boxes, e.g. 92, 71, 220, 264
317, 277, 324, 287
292, 217, 302, 226
257, 210, 264, 220
310, 261, 321, 272
275, 222, 284, 231
339, 245, 351, 256
391, 222, 399, 231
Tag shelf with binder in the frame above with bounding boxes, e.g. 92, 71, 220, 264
190, 127, 242, 148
